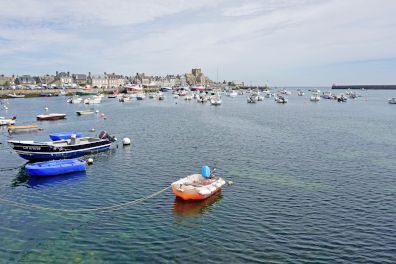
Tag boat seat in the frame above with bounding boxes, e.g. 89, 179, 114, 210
69, 137, 80, 145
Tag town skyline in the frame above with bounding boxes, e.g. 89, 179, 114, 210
0, 68, 234, 89
1, 0, 395, 86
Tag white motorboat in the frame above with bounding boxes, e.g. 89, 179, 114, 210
184, 93, 194, 100
197, 94, 208, 103
310, 93, 320, 102
119, 95, 132, 102
0, 116, 16, 126
227, 90, 238, 97
210, 96, 222, 105
84, 96, 102, 104
275, 95, 288, 103
279, 89, 291, 95
310, 88, 321, 93
297, 90, 305, 96
66, 96, 82, 104
136, 93, 146, 100
321, 91, 332, 99
388, 98, 396, 104
247, 94, 258, 103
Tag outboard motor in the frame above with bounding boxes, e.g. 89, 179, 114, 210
98, 131, 117, 142
98, 131, 109, 139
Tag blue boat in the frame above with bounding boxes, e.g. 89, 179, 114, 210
49, 132, 82, 141
25, 158, 87, 177
40, 93, 53, 97
136, 94, 145, 100
8, 131, 116, 161
160, 87, 172, 92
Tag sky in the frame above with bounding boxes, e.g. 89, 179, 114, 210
0, 0, 395, 86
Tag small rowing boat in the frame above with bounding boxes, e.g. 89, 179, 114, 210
8, 93, 25, 98
25, 158, 87, 177
7, 124, 39, 134
171, 166, 226, 200
76, 110, 95, 115
36, 113, 66, 121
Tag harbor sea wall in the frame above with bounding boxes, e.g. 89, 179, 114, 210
0, 89, 75, 98
0, 88, 158, 98
332, 85, 396, 90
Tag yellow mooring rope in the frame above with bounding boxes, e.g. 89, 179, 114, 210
0, 185, 171, 214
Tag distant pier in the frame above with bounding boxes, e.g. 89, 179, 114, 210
332, 84, 396, 90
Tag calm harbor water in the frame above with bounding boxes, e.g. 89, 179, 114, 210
0, 89, 395, 263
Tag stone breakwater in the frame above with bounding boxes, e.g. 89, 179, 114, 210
332, 84, 396, 90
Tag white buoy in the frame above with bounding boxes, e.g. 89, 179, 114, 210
228, 181, 234, 186
95, 110, 99, 113
90, 128, 95, 132
44, 107, 48, 111
87, 158, 94, 165
122, 137, 131, 145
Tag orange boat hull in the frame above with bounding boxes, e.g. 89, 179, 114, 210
172, 185, 222, 200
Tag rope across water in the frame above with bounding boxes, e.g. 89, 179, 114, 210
0, 185, 171, 214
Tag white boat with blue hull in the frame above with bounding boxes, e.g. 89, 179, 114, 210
8, 131, 116, 161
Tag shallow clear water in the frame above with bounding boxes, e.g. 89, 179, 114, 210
0, 90, 395, 263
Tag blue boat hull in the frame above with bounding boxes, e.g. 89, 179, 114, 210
18, 145, 110, 161
26, 159, 87, 177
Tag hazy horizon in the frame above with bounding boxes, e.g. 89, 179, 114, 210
1, 0, 395, 86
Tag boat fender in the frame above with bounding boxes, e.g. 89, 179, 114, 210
122, 138, 131, 145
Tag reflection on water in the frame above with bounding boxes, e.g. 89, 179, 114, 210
11, 167, 30, 187
1, 93, 396, 263
12, 168, 86, 188
172, 191, 223, 218
27, 171, 87, 188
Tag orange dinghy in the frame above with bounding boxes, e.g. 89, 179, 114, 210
171, 166, 226, 200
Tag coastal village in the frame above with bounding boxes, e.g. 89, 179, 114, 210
0, 68, 245, 93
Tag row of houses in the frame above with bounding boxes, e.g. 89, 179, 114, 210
132, 68, 212, 87
0, 68, 214, 89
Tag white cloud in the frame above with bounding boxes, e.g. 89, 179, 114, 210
1, 0, 396, 85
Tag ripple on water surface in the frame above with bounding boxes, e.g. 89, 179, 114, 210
0, 93, 395, 263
